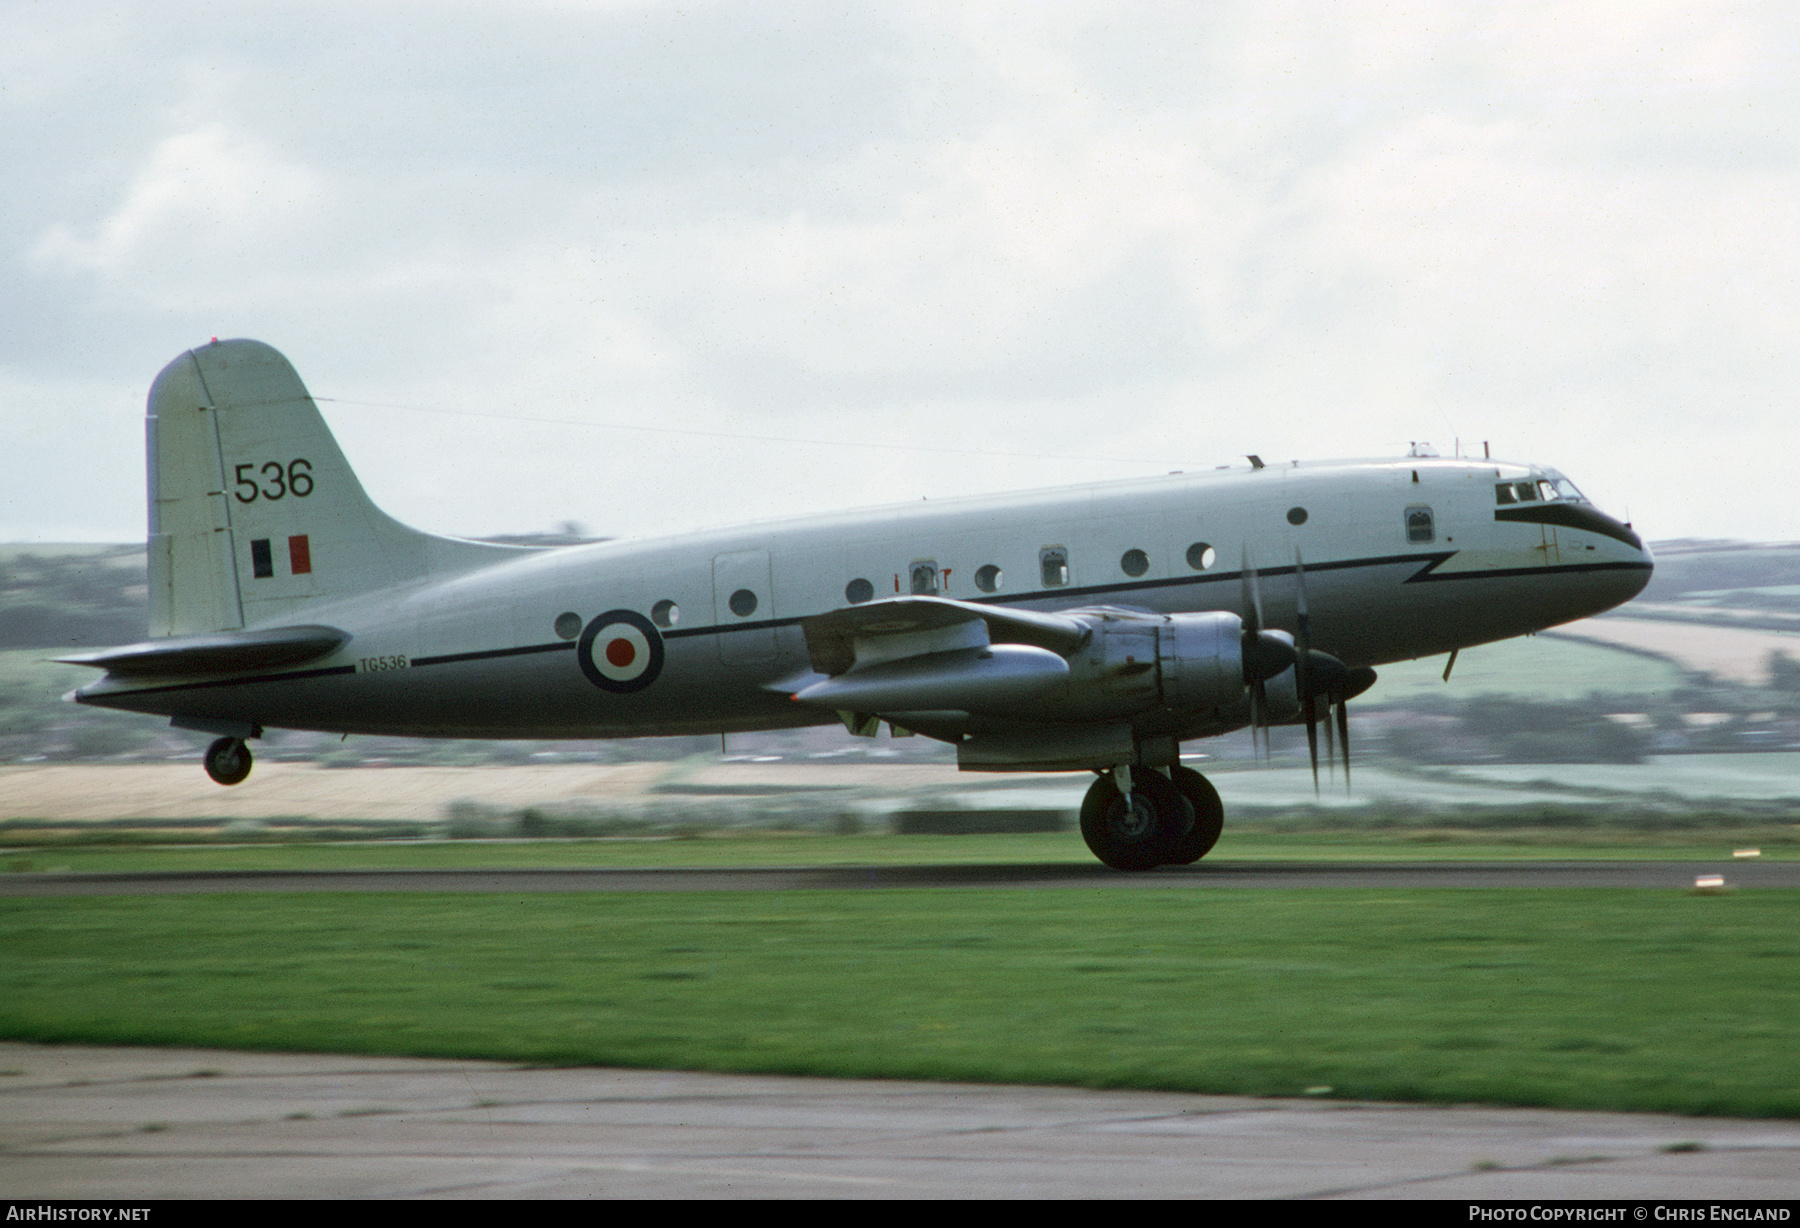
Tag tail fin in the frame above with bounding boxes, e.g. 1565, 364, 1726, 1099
147, 338, 523, 635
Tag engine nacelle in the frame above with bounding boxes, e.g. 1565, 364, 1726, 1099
1049, 608, 1295, 722
1158, 611, 1257, 712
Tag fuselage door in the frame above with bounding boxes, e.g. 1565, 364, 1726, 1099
1537, 522, 1561, 566
713, 549, 776, 663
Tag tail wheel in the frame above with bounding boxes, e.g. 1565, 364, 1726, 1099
1166, 766, 1223, 864
204, 737, 253, 786
1080, 771, 1184, 871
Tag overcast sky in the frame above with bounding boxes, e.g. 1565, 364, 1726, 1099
5, 0, 1796, 546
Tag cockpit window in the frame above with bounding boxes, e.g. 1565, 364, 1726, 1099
1496, 477, 1589, 507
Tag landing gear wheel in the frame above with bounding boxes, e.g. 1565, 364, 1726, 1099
1166, 766, 1224, 864
1080, 770, 1185, 871
204, 737, 253, 786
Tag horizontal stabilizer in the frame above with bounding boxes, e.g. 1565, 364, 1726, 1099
56, 625, 350, 677
802, 596, 1088, 675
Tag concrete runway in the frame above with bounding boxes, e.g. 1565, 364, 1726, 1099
4, 1044, 1800, 1200
4, 858, 1798, 896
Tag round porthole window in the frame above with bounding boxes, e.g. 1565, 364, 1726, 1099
553, 611, 582, 640
1287, 507, 1309, 526
651, 600, 680, 628
974, 564, 1003, 593
728, 588, 758, 617
1120, 548, 1149, 577
845, 578, 874, 604
1185, 542, 1216, 571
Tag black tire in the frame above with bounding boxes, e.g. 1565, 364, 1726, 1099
203, 737, 253, 786
1166, 766, 1223, 864
1080, 771, 1184, 871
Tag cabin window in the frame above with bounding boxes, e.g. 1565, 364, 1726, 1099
728, 588, 758, 617
1185, 542, 1216, 571
845, 578, 874, 604
1515, 481, 1539, 502
1406, 505, 1435, 544
909, 560, 938, 595
1287, 506, 1309, 526
1039, 547, 1070, 588
1120, 548, 1149, 577
974, 564, 1003, 593
1495, 482, 1517, 505
553, 612, 582, 640
651, 600, 680, 628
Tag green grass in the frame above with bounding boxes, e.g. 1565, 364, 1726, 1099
1369, 634, 1684, 702
3, 888, 1798, 1117
2, 827, 1796, 874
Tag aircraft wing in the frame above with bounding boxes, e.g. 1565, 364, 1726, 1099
55, 625, 351, 677
792, 597, 1087, 716
800, 596, 1087, 675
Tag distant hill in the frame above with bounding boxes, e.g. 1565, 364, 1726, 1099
1622, 540, 1800, 633
0, 545, 147, 649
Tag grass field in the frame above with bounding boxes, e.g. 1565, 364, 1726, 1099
4, 826, 1797, 874
4, 888, 1798, 1117
1356, 627, 1686, 702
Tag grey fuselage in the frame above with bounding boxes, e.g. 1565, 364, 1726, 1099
77, 456, 1653, 743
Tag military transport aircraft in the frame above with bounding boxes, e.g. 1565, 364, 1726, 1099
61, 339, 1653, 870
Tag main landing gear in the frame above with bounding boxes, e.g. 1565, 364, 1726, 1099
203, 737, 253, 786
1079, 765, 1223, 871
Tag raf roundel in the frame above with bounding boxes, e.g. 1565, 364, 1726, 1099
577, 609, 665, 693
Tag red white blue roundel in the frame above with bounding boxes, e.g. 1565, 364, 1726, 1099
577, 609, 664, 693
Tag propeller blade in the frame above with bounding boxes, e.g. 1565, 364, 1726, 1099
1322, 688, 1337, 783
1295, 547, 1319, 793
1241, 547, 1264, 634
1241, 549, 1269, 758
1303, 693, 1320, 794
1337, 693, 1352, 786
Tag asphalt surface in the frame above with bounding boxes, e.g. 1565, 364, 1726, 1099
4, 858, 1798, 895
4, 1044, 1799, 1200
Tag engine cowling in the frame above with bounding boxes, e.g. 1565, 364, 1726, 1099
1044, 608, 1296, 722
791, 604, 1295, 726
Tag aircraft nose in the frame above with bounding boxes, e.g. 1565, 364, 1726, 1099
1594, 531, 1653, 610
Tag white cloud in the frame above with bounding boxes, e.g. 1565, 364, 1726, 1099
31, 124, 325, 278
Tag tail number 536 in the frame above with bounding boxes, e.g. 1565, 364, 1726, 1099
233, 459, 314, 503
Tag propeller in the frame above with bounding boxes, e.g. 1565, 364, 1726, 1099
1292, 547, 1367, 794
1241, 549, 1274, 758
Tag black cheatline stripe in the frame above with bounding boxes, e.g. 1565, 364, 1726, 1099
663, 618, 791, 640
94, 552, 1652, 698
1404, 559, 1653, 584
410, 641, 577, 668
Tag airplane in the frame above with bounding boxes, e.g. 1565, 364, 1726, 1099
60, 339, 1654, 870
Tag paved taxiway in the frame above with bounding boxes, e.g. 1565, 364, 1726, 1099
3, 1044, 1798, 1199
3, 859, 1798, 896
